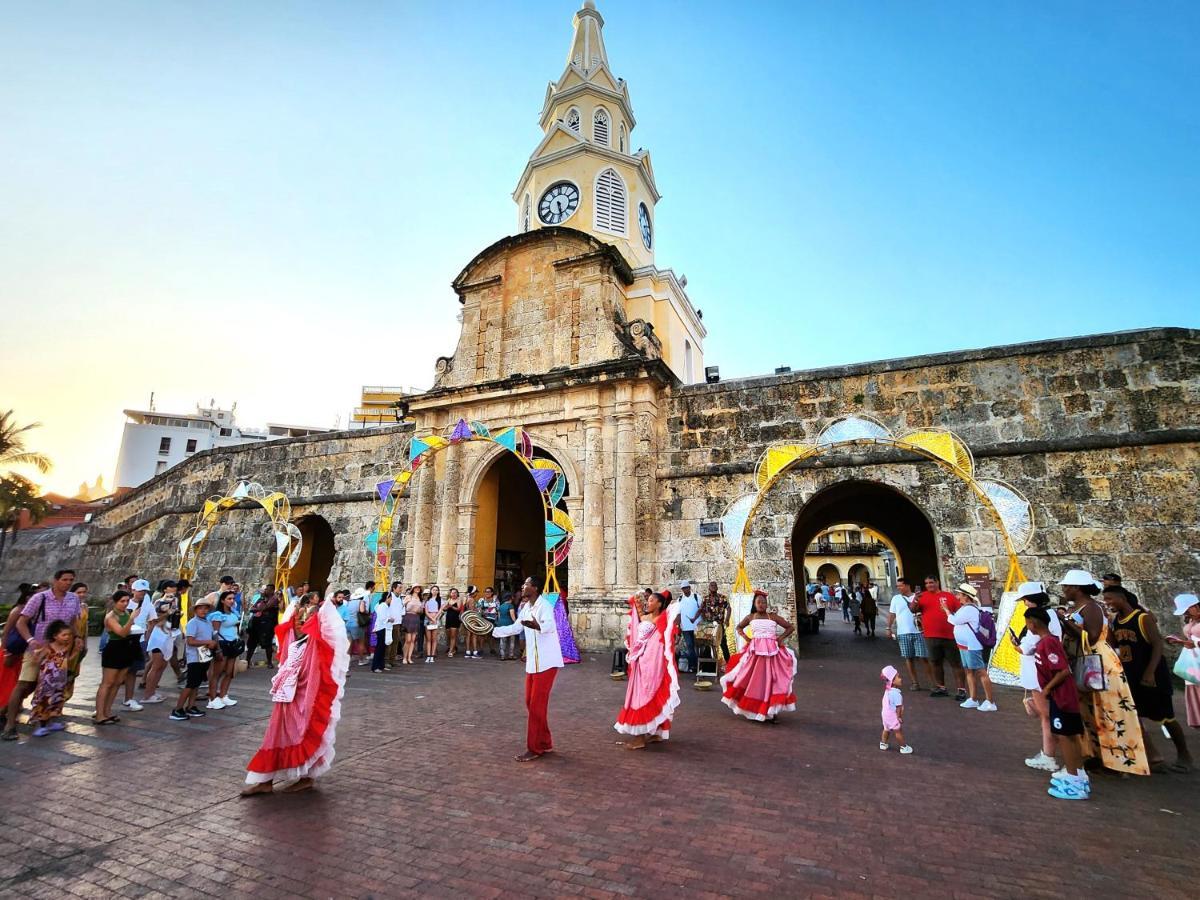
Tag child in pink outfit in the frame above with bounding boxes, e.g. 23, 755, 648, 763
879, 665, 914, 754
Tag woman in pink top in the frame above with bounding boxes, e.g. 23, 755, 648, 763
720, 589, 797, 723
1167, 593, 1200, 728
614, 591, 680, 749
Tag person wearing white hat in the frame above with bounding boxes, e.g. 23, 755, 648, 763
944, 583, 997, 711
1049, 573, 1151, 776
1007, 582, 1064, 772
1166, 594, 1200, 729
677, 581, 700, 678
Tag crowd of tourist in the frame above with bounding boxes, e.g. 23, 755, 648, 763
1, 563, 1195, 806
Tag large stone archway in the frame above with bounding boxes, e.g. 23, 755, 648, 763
790, 480, 940, 602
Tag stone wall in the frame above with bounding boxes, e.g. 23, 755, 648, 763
654, 327, 1200, 630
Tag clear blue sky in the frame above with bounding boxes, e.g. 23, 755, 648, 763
1, 1, 1197, 492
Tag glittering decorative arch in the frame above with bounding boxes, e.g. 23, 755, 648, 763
367, 419, 574, 593
719, 415, 1034, 682
177, 479, 301, 619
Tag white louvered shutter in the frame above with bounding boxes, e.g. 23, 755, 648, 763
594, 168, 626, 235
593, 109, 609, 146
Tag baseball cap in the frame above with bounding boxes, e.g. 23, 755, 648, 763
132, 579, 151, 592
1059, 569, 1103, 590
1174, 593, 1199, 617
679, 580, 691, 589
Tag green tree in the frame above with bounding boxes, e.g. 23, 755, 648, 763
0, 411, 53, 572
0, 410, 51, 473
0, 474, 52, 572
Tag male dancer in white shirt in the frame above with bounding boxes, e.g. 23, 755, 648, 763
516, 581, 564, 761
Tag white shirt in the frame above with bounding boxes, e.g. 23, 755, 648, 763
948, 604, 982, 651
522, 597, 563, 674
387, 594, 405, 626
130, 594, 153, 635
1019, 609, 1063, 690
888, 594, 919, 635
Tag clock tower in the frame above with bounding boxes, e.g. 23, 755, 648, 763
512, 1, 705, 383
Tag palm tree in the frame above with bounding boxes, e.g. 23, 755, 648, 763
0, 410, 51, 474
0, 474, 52, 572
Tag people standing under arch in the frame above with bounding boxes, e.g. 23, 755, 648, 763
848, 586, 863, 635
858, 581, 878, 638
615, 591, 680, 749
1105, 585, 1193, 772
887, 577, 932, 691
720, 589, 797, 724
1057, 570, 1149, 776
911, 576, 967, 700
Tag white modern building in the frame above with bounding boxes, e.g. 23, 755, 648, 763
114, 404, 329, 488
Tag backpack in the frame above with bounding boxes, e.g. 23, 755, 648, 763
974, 609, 997, 649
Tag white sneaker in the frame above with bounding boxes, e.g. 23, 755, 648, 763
959, 698, 979, 709
141, 694, 165, 704
977, 700, 998, 712
1025, 752, 1058, 771
123, 699, 144, 711
879, 742, 889, 751
206, 698, 226, 710
221, 696, 237, 707
357, 659, 370, 667
899, 745, 915, 755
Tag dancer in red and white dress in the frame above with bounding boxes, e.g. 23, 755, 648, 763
615, 591, 680, 749
241, 596, 349, 796
720, 589, 796, 723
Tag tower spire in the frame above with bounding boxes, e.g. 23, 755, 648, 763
567, 1, 608, 74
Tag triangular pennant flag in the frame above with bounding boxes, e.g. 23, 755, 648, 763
540, 591, 560, 608
376, 479, 396, 502
409, 437, 431, 461
531, 468, 555, 492
449, 418, 472, 442
494, 428, 517, 452
364, 530, 379, 555
545, 520, 567, 550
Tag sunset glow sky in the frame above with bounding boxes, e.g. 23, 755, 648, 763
2, 1, 1197, 495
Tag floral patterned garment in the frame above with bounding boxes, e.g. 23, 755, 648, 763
31, 647, 70, 722
1080, 624, 1150, 775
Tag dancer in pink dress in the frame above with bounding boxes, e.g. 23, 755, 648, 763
615, 591, 680, 749
720, 589, 796, 723
241, 596, 349, 796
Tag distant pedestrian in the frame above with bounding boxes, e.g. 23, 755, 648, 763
93, 589, 136, 725
497, 591, 518, 660
887, 578, 932, 691
478, 586, 500, 657
402, 586, 423, 665
859, 582, 878, 637
677, 581, 700, 675
423, 590, 442, 662
370, 592, 391, 673
879, 665, 913, 754
1010, 583, 1066, 773
208, 591, 243, 709
245, 585, 280, 668
444, 587, 463, 658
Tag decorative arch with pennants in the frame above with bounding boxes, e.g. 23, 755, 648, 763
177, 479, 301, 621
718, 415, 1035, 686
367, 418, 574, 595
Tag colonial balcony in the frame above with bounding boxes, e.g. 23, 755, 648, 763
805, 541, 885, 556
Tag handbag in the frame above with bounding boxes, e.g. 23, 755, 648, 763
1173, 643, 1200, 686
197, 645, 213, 663
1072, 633, 1106, 693
3, 592, 46, 656
356, 599, 371, 629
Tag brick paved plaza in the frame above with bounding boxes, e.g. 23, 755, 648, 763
1, 622, 1196, 899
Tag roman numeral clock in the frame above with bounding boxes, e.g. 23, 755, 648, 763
538, 182, 580, 225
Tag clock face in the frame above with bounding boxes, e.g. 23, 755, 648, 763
538, 182, 580, 225
638, 203, 652, 249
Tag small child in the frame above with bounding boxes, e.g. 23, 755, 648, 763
30, 620, 74, 737
879, 665, 914, 754
1024, 607, 1089, 800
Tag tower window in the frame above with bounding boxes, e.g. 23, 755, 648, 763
158, 436, 171, 454
684, 340, 694, 383
521, 193, 531, 233
593, 108, 610, 147
619, 124, 626, 153
566, 107, 581, 133
594, 168, 627, 236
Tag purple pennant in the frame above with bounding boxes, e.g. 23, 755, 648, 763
531, 468, 555, 492
376, 479, 396, 502
449, 418, 472, 443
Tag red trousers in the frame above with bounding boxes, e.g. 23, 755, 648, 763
524, 668, 558, 755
